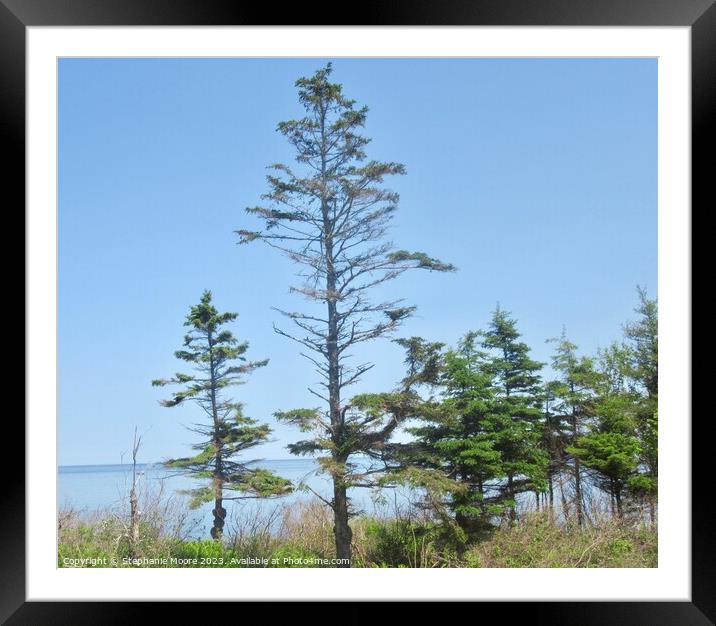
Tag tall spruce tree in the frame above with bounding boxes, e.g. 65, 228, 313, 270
547, 330, 598, 526
480, 306, 547, 523
152, 291, 291, 539
237, 64, 455, 564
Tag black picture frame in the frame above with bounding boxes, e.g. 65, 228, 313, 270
6, 0, 709, 622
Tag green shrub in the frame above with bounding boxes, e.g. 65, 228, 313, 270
175, 539, 228, 560
356, 518, 446, 568
609, 538, 633, 557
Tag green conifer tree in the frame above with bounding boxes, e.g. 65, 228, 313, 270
623, 287, 658, 520
568, 344, 642, 518
540, 380, 564, 513
152, 291, 291, 539
569, 289, 658, 521
480, 306, 547, 524
401, 334, 504, 538
547, 330, 598, 525
395, 322, 546, 535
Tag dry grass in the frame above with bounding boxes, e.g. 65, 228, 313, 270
58, 492, 657, 568
278, 500, 335, 557
464, 511, 657, 568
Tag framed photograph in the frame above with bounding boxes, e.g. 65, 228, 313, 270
8, 0, 709, 620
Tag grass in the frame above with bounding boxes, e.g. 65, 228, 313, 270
58, 499, 657, 568
463, 513, 657, 568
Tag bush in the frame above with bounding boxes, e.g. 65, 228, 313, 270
174, 539, 235, 562
352, 518, 452, 568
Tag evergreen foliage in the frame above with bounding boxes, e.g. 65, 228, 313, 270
388, 293, 656, 538
479, 307, 548, 523
546, 330, 599, 525
152, 291, 291, 539
556, 288, 658, 520
392, 310, 548, 539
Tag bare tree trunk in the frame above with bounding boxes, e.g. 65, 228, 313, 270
211, 476, 226, 540
327, 300, 351, 564
208, 328, 226, 541
507, 474, 516, 524
614, 487, 623, 519
571, 407, 583, 526
574, 457, 583, 526
332, 477, 352, 565
326, 269, 352, 563
327, 336, 351, 563
129, 428, 141, 557
559, 473, 570, 522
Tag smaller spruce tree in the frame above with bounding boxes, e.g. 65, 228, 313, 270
567, 376, 637, 517
481, 306, 548, 524
623, 287, 658, 519
400, 334, 504, 538
568, 342, 644, 518
547, 330, 599, 526
152, 290, 291, 539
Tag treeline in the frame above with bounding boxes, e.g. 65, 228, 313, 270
149, 63, 656, 566
371, 288, 657, 539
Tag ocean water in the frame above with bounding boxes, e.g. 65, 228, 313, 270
58, 459, 413, 538
58, 461, 615, 540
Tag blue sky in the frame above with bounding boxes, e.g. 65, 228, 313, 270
58, 58, 657, 465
